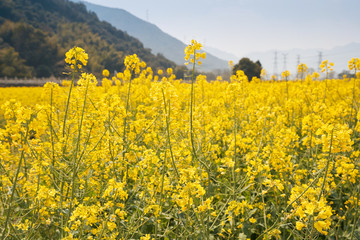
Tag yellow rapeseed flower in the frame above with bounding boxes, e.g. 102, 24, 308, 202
320, 59, 334, 73
184, 39, 206, 65
282, 70, 290, 80
65, 46, 88, 70
102, 69, 110, 77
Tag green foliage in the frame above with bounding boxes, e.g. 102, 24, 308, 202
233, 57, 262, 81
0, 0, 176, 78
0, 20, 62, 77
56, 22, 124, 74
0, 46, 33, 78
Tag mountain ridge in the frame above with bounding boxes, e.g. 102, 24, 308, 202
77, 1, 229, 72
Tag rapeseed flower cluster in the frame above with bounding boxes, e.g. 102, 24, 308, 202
0, 46, 359, 240
320, 60, 334, 73
348, 57, 360, 73
297, 63, 308, 80
184, 40, 206, 65
65, 46, 88, 70
124, 54, 144, 75
282, 70, 290, 80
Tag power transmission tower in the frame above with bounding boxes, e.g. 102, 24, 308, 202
297, 55, 300, 66
282, 53, 288, 71
297, 55, 300, 78
273, 51, 278, 78
318, 51, 323, 72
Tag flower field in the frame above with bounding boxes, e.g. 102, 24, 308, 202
0, 44, 360, 240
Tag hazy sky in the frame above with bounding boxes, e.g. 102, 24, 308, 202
82, 0, 360, 58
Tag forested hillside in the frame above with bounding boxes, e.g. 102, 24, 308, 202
0, 0, 176, 78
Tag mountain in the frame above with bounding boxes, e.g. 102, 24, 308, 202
203, 46, 238, 62
245, 42, 360, 78
76, 1, 228, 72
0, 0, 176, 78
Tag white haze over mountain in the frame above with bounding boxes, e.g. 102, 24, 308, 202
76, 1, 229, 71
74, 0, 360, 74
81, 0, 360, 58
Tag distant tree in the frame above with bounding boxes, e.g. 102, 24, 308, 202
174, 65, 187, 79
0, 47, 33, 78
232, 57, 262, 81
204, 71, 216, 81
0, 21, 61, 77
338, 70, 355, 79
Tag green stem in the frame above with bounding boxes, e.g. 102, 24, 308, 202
63, 65, 77, 139
157, 139, 167, 239
255, 169, 323, 240
190, 53, 197, 164
350, 183, 360, 240
260, 184, 268, 239
50, 87, 55, 169
1, 127, 30, 240
318, 129, 334, 201
161, 89, 180, 179
67, 77, 90, 232
233, 95, 237, 196
351, 72, 357, 126
122, 74, 132, 172
324, 70, 328, 103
